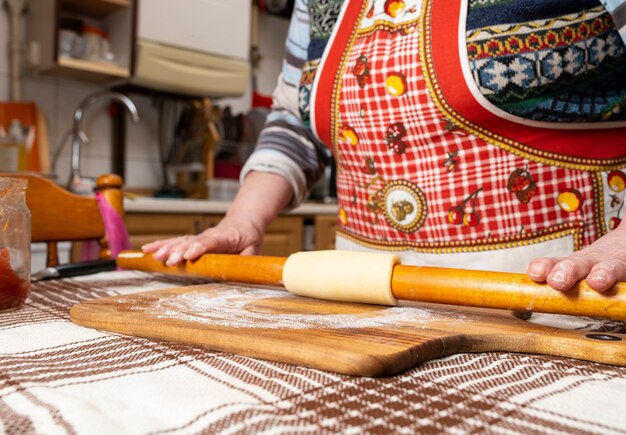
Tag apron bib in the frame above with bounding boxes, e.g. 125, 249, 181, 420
309, 0, 626, 268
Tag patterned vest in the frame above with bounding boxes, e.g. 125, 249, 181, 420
303, 0, 626, 263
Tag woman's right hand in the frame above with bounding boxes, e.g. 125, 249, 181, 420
142, 216, 265, 266
141, 171, 295, 266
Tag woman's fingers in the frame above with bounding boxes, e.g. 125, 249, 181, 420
162, 232, 228, 266
164, 243, 187, 266
528, 256, 626, 292
544, 258, 590, 291
139, 220, 264, 266
180, 231, 245, 261
585, 260, 626, 292
527, 256, 592, 290
149, 236, 189, 265
182, 240, 212, 261
146, 237, 188, 262
527, 257, 562, 283
141, 239, 167, 253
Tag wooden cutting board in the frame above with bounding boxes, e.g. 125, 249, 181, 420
70, 283, 626, 376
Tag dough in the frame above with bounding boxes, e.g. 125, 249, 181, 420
282, 250, 399, 306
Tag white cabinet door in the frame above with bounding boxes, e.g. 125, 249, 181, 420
137, 0, 250, 61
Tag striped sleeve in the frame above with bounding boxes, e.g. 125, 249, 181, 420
601, 0, 626, 43
241, 0, 331, 208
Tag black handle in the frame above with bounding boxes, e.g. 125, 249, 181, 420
55, 259, 117, 278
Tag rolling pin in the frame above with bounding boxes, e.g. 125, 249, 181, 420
116, 250, 626, 321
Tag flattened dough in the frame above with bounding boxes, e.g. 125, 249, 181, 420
282, 250, 399, 305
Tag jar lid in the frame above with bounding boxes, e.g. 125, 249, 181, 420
83, 24, 105, 36
0, 177, 28, 191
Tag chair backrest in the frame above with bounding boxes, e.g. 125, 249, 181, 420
0, 172, 124, 267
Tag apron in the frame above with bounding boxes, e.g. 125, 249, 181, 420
309, 0, 626, 271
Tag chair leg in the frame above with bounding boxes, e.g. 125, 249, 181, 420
46, 241, 59, 267
99, 237, 111, 260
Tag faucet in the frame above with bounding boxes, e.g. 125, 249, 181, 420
68, 91, 140, 193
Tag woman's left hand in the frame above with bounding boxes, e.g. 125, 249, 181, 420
527, 219, 626, 291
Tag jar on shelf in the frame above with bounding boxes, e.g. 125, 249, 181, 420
58, 28, 79, 58
0, 177, 31, 311
82, 24, 104, 62
100, 31, 115, 63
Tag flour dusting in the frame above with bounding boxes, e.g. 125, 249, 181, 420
140, 286, 460, 330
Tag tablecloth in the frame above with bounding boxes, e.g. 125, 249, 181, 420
1, 271, 625, 434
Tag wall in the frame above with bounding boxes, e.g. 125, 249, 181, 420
1, 10, 289, 191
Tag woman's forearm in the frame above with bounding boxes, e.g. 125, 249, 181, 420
225, 171, 295, 235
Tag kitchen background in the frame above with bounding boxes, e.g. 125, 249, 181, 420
0, 0, 291, 191
1, 1, 314, 270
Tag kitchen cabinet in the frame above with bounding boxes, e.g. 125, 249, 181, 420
314, 215, 337, 251
26, 0, 250, 95
136, 0, 249, 62
132, 0, 250, 96
27, 0, 133, 82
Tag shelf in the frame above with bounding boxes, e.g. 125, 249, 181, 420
28, 0, 134, 85
51, 57, 130, 82
61, 0, 130, 18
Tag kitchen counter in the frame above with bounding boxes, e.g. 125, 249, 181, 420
124, 197, 339, 215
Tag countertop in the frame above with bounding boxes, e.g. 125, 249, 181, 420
124, 196, 339, 215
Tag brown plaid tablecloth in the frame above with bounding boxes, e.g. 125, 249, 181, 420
1, 271, 625, 434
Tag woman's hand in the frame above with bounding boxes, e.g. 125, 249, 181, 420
142, 216, 265, 266
141, 171, 294, 267
527, 219, 626, 292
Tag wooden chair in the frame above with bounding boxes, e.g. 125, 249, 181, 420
0, 172, 124, 267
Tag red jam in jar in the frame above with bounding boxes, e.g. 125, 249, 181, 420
0, 248, 29, 310
0, 177, 30, 311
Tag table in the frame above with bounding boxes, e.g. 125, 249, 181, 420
1, 271, 625, 434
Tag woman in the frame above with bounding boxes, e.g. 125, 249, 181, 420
144, 0, 626, 292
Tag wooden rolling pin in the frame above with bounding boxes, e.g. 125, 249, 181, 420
116, 250, 626, 321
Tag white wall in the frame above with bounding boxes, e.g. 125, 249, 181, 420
0, 10, 11, 100
1, 10, 290, 191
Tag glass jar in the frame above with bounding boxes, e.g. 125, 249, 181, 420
0, 177, 31, 311
82, 24, 103, 61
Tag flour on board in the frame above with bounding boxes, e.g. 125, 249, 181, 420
138, 285, 465, 330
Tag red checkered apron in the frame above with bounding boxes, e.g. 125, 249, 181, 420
311, 0, 626, 255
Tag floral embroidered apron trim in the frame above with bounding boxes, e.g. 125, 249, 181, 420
336, 220, 584, 253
